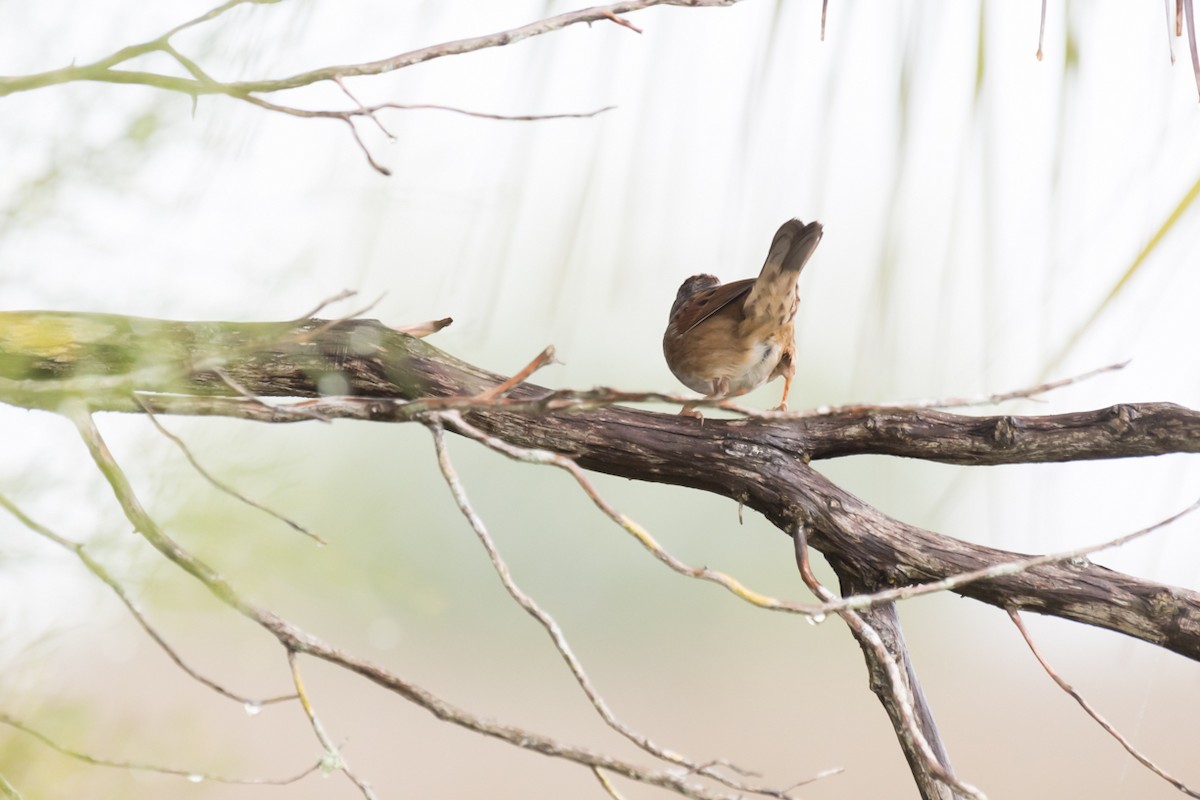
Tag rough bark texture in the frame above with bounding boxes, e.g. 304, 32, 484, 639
1, 312, 1198, 662
3, 311, 1199, 800
798, 403, 1200, 464
840, 568, 960, 800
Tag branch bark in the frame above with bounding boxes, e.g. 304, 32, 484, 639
2, 312, 1198, 663
799, 529, 972, 800
5, 310, 1200, 800
794, 403, 1200, 463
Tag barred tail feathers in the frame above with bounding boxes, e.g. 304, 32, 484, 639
743, 219, 823, 325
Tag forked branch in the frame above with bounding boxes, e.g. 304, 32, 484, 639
50, 403, 806, 800
0, 311, 1197, 800
0, 0, 747, 173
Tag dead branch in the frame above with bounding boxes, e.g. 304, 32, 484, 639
0, 492, 296, 709
1008, 611, 1200, 798
287, 650, 377, 799
53, 402, 794, 800
428, 419, 821, 798
134, 398, 324, 544
0, 711, 320, 786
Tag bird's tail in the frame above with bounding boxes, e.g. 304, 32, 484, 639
744, 219, 823, 323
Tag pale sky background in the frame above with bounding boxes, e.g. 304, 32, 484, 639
2, 1, 1200, 798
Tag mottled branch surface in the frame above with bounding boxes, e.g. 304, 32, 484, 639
796, 403, 1200, 464
3, 312, 1199, 661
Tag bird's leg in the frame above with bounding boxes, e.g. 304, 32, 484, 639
775, 373, 793, 412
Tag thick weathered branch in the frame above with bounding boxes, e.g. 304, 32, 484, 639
793, 403, 1200, 463
797, 528, 974, 800
2, 312, 1198, 664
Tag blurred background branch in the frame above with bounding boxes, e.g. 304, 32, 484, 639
0, 0, 748, 174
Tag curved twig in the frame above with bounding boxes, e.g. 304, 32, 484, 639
0, 711, 320, 786
1009, 611, 1200, 798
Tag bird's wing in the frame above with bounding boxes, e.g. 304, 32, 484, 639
675, 278, 755, 336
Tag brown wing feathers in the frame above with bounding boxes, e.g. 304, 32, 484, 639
675, 279, 754, 336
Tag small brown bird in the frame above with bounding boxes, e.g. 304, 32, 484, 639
662, 219, 823, 417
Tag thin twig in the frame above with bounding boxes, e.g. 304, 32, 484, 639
435, 409, 1200, 626
208, 366, 271, 405
235, 95, 615, 174
0, 712, 320, 786
1008, 611, 1200, 798
134, 397, 325, 544
599, 9, 644, 33
422, 411, 1200, 638
353, 358, 1128, 421
333, 76, 395, 139
293, 289, 359, 321
783, 767, 848, 792
62, 403, 766, 800
1037, 0, 1047, 60
162, 0, 254, 40
1187, 0, 1200, 102
435, 411, 822, 616
793, 525, 986, 800
160, 41, 224, 92
247, 94, 618, 123
225, 0, 749, 95
0, 772, 21, 800
0, 0, 745, 99
0, 492, 296, 709
594, 768, 629, 799
288, 650, 377, 799
474, 346, 558, 401
391, 316, 453, 338
0, 0, 729, 174
1166, 0, 1178, 64
429, 423, 811, 798
83, 381, 1200, 633
210, 366, 330, 422
687, 759, 762, 779
289, 293, 386, 344
425, 359, 1125, 420
789, 360, 1130, 418
125, 386, 1200, 626
827, 495, 1200, 615
346, 118, 392, 174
